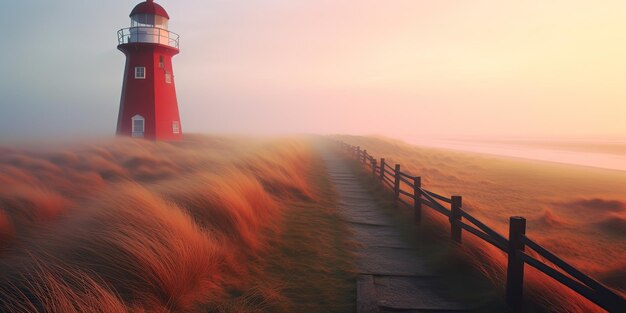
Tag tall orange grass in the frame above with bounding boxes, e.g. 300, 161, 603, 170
0, 135, 314, 312
336, 135, 626, 313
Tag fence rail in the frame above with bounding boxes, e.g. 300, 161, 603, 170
338, 140, 624, 313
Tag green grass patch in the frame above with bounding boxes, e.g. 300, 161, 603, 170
215, 153, 356, 313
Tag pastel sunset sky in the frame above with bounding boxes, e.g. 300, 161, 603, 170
1, 0, 625, 141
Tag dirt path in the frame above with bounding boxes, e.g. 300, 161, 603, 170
320, 147, 471, 313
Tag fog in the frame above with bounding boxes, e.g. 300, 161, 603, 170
1, 0, 626, 142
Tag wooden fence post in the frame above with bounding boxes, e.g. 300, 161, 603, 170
356, 146, 361, 159
413, 176, 422, 224
394, 164, 401, 202
450, 196, 462, 243
506, 217, 526, 313
363, 150, 368, 163
372, 159, 377, 179
379, 158, 386, 181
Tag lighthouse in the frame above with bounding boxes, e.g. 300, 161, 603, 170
116, 0, 182, 140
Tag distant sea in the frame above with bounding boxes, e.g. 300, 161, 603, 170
406, 138, 626, 172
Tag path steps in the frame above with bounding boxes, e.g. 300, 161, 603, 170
320, 148, 471, 313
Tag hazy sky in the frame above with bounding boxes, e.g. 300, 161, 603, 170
1, 0, 625, 142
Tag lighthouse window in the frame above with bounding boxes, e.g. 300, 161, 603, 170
134, 67, 146, 79
165, 73, 172, 84
131, 115, 145, 138
131, 14, 154, 27
159, 56, 164, 68
172, 121, 180, 134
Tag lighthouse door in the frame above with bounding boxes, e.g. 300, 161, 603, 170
131, 115, 145, 138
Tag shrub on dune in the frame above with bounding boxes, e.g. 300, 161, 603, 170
14, 185, 228, 311
0, 263, 129, 313
0, 184, 72, 227
0, 210, 14, 247
0, 136, 319, 312
154, 170, 280, 252
420, 205, 607, 312
0, 166, 39, 185
46, 151, 81, 168
236, 141, 314, 200
3, 154, 62, 175
79, 155, 129, 181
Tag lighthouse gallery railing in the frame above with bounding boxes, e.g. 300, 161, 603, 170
117, 26, 180, 49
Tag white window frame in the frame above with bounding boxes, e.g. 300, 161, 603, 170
134, 67, 146, 79
131, 115, 145, 138
165, 72, 172, 84
172, 121, 180, 134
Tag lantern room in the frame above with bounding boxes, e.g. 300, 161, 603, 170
117, 0, 179, 49
130, 0, 170, 28
131, 13, 169, 29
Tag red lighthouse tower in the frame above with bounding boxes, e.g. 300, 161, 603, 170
116, 0, 182, 140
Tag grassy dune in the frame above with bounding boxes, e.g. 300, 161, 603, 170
335, 135, 625, 313
0, 135, 354, 312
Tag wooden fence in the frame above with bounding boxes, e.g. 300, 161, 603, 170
338, 141, 625, 313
